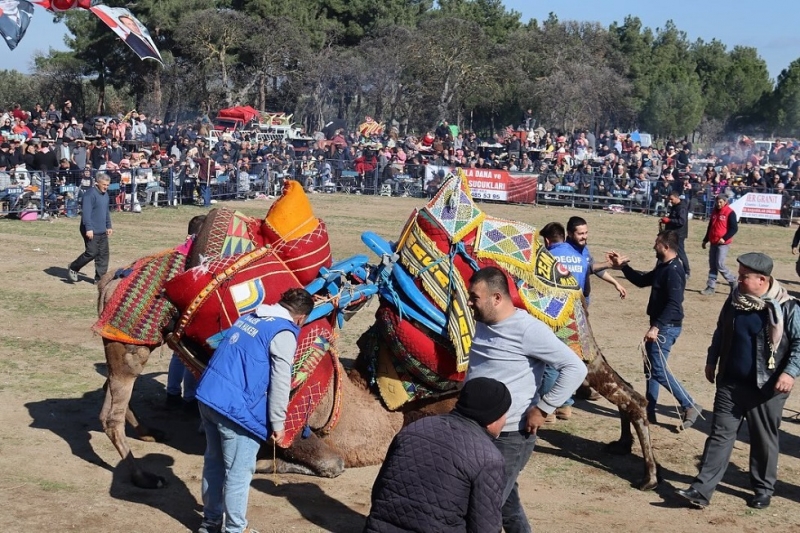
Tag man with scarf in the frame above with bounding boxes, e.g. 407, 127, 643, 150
676, 252, 800, 510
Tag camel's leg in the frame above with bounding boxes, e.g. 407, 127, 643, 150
100, 341, 165, 489
257, 432, 345, 478
585, 354, 659, 491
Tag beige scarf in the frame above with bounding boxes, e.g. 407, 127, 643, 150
730, 279, 793, 370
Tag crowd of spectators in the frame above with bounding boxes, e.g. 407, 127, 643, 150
1, 99, 799, 224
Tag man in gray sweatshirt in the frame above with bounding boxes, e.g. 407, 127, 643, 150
67, 173, 112, 283
466, 266, 587, 533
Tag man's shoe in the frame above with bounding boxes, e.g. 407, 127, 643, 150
748, 494, 771, 509
681, 404, 702, 429
197, 521, 222, 533
555, 406, 573, 420
544, 412, 556, 424
66, 266, 79, 283
675, 487, 709, 508
647, 412, 657, 424
700, 287, 715, 296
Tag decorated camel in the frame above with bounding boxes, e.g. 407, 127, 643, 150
92, 173, 659, 491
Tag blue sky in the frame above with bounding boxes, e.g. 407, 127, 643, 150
3, 1, 798, 82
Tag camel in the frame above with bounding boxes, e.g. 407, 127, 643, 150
94, 174, 659, 491
96, 266, 658, 493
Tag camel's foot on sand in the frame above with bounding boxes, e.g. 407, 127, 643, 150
604, 439, 633, 456
637, 475, 659, 491
132, 469, 167, 489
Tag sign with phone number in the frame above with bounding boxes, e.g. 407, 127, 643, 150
461, 168, 538, 204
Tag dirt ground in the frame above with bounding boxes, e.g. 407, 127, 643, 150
2, 195, 800, 533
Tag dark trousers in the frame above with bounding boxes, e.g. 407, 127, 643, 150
69, 232, 109, 280
676, 235, 690, 276
495, 430, 537, 533
690, 380, 788, 501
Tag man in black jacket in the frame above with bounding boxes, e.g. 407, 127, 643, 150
610, 230, 701, 428
364, 377, 509, 533
662, 190, 690, 278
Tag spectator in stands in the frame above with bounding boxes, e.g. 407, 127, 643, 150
33, 140, 58, 175
45, 103, 60, 123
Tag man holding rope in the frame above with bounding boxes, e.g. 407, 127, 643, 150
609, 230, 701, 428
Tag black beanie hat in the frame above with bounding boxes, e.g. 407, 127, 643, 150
455, 377, 512, 426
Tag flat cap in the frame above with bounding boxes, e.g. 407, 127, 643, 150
737, 252, 773, 276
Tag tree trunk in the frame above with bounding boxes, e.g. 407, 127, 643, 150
220, 48, 231, 106
96, 59, 106, 116
152, 71, 163, 118
259, 74, 266, 111
437, 75, 452, 123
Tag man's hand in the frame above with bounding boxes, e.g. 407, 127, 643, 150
271, 429, 286, 446
644, 326, 659, 342
615, 283, 627, 299
702, 241, 707, 250
705, 364, 716, 384
793, 247, 799, 256
85, 230, 94, 240
608, 251, 629, 269
524, 405, 548, 436
775, 373, 795, 394
107, 228, 113, 236
717, 238, 725, 245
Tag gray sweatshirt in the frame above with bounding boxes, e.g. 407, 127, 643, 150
466, 309, 587, 432
256, 304, 297, 432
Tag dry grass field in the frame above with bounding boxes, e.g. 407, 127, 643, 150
1, 194, 800, 532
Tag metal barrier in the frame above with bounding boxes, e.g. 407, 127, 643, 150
2, 166, 794, 228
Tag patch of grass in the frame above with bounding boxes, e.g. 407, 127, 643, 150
36, 479, 75, 492
0, 335, 102, 396
0, 287, 96, 320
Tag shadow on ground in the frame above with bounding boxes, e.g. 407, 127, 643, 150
252, 479, 366, 533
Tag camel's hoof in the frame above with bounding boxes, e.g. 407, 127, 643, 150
137, 427, 167, 443
604, 439, 633, 456
132, 470, 167, 489
637, 478, 659, 491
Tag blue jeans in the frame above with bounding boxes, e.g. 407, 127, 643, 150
199, 402, 261, 533
495, 430, 537, 533
540, 365, 575, 407
166, 353, 197, 400
644, 325, 694, 414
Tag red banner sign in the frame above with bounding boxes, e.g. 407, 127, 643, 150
461, 168, 538, 204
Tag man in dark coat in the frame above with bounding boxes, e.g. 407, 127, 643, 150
662, 190, 690, 278
364, 377, 510, 533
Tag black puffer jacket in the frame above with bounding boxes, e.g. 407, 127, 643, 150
363, 412, 505, 533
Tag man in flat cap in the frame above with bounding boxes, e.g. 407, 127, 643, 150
364, 377, 510, 533
677, 252, 800, 510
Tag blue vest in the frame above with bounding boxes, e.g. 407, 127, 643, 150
547, 241, 591, 298
196, 313, 299, 440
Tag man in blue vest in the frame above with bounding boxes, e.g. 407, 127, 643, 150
195, 288, 314, 533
